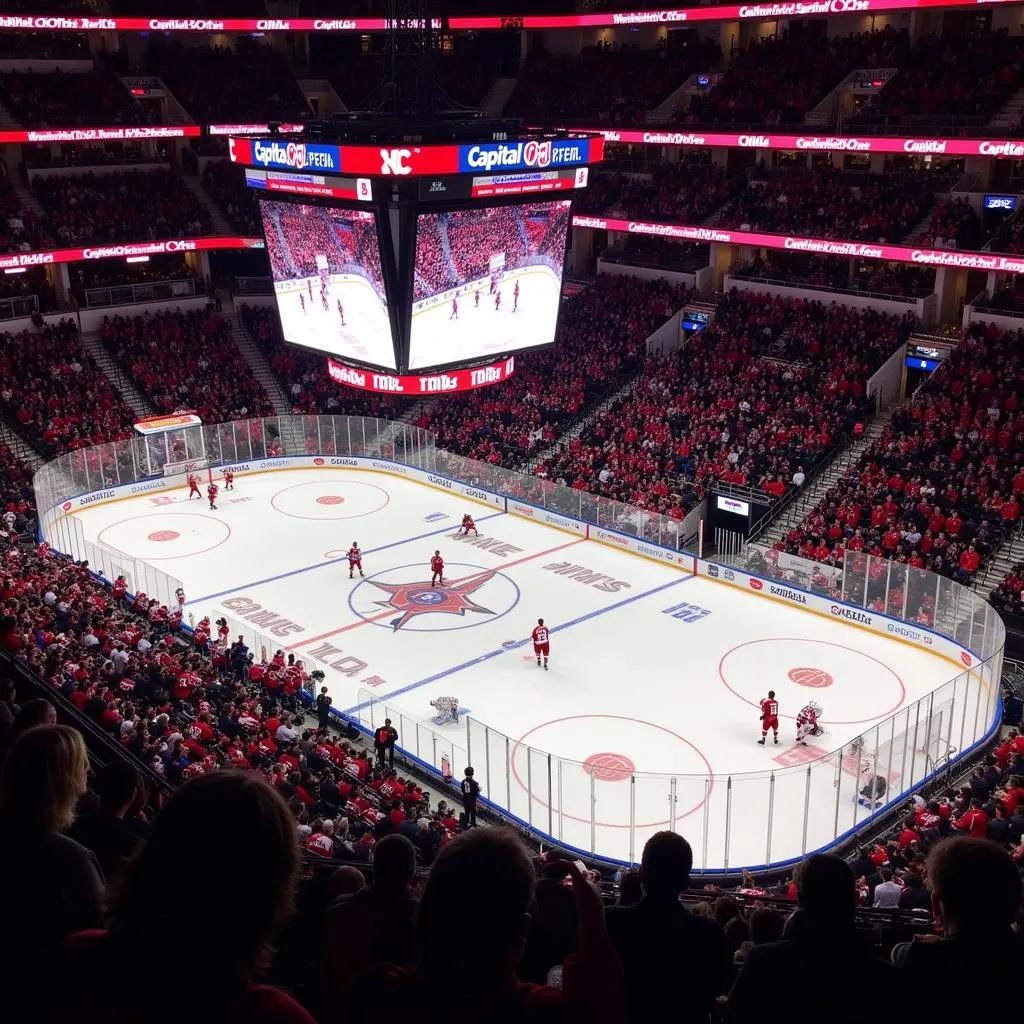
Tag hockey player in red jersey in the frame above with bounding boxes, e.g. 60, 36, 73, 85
458, 513, 479, 537
513, 279, 520, 312
223, 469, 234, 490
188, 473, 201, 499
430, 550, 444, 586
348, 542, 364, 579
532, 618, 550, 670
494, 290, 502, 312
758, 690, 780, 745
796, 702, 824, 744
207, 482, 219, 510
450, 297, 459, 320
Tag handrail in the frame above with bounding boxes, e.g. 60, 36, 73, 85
30, 415, 1005, 871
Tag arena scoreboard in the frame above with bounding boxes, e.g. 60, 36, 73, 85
232, 127, 603, 393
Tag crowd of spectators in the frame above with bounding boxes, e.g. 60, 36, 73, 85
505, 40, 721, 123
265, 202, 387, 301
100, 308, 274, 423
0, 442, 34, 533
535, 290, 911, 517
718, 166, 935, 244
0, 67, 150, 129
32, 169, 211, 246
915, 198, 985, 251
778, 321, 1024, 584
0, 320, 137, 457
852, 30, 1024, 127
683, 27, 907, 126
1, 163, 45, 255
203, 159, 261, 236
416, 275, 687, 465
145, 39, 310, 125
240, 303, 412, 422
577, 160, 742, 226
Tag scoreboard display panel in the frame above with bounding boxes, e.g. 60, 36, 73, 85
408, 199, 572, 373
257, 197, 397, 370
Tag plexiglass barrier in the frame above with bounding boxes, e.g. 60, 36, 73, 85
33, 416, 1005, 871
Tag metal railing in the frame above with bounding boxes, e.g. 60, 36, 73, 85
81, 277, 199, 310
0, 293, 40, 322
31, 415, 1005, 872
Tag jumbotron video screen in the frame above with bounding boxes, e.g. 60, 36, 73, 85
258, 197, 396, 370
408, 199, 572, 372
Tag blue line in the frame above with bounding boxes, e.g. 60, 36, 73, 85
189, 510, 506, 604
341, 572, 695, 715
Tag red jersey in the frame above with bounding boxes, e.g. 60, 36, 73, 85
348, 546, 362, 564
224, 471, 234, 485
532, 625, 550, 646
208, 483, 218, 500
760, 697, 779, 720
462, 516, 475, 529
188, 474, 199, 490
431, 555, 444, 574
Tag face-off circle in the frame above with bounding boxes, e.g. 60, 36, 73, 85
271, 479, 388, 521
719, 637, 906, 724
510, 715, 713, 828
98, 513, 230, 560
348, 562, 521, 632
788, 666, 834, 688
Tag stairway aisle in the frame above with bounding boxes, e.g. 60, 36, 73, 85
182, 175, 233, 235
224, 312, 292, 418
0, 418, 45, 469
83, 334, 156, 419
758, 410, 894, 548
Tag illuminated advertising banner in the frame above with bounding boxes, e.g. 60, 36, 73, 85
229, 135, 603, 177
245, 168, 372, 201
207, 122, 304, 137
0, 235, 264, 271
327, 355, 516, 395
556, 127, 1024, 157
0, 2, 1018, 33
0, 125, 200, 144
572, 214, 1024, 274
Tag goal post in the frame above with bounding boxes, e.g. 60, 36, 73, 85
133, 412, 207, 480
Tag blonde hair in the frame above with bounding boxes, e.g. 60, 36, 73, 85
0, 724, 89, 832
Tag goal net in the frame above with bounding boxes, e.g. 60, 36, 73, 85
841, 699, 955, 796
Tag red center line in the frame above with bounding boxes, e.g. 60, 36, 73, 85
288, 535, 587, 650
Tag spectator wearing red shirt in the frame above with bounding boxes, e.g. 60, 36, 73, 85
954, 799, 989, 837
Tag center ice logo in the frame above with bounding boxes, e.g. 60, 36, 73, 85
352, 563, 520, 632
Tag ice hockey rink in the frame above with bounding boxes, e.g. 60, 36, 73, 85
409, 266, 561, 370
71, 466, 976, 869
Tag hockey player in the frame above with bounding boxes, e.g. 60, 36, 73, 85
458, 513, 479, 537
175, 587, 186, 612
474, 289, 480, 308
450, 297, 459, 320
430, 696, 460, 725
796, 702, 824, 744
299, 292, 306, 314
348, 542, 364, 579
430, 550, 444, 587
337, 299, 345, 327
532, 618, 550, 670
513, 279, 520, 312
223, 469, 234, 490
307, 278, 313, 302
207, 481, 219, 510
321, 283, 329, 311
494, 290, 502, 312
758, 690, 779, 745
188, 473, 201, 500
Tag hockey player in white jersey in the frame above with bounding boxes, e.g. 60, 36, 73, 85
430, 696, 460, 725
796, 702, 823, 744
